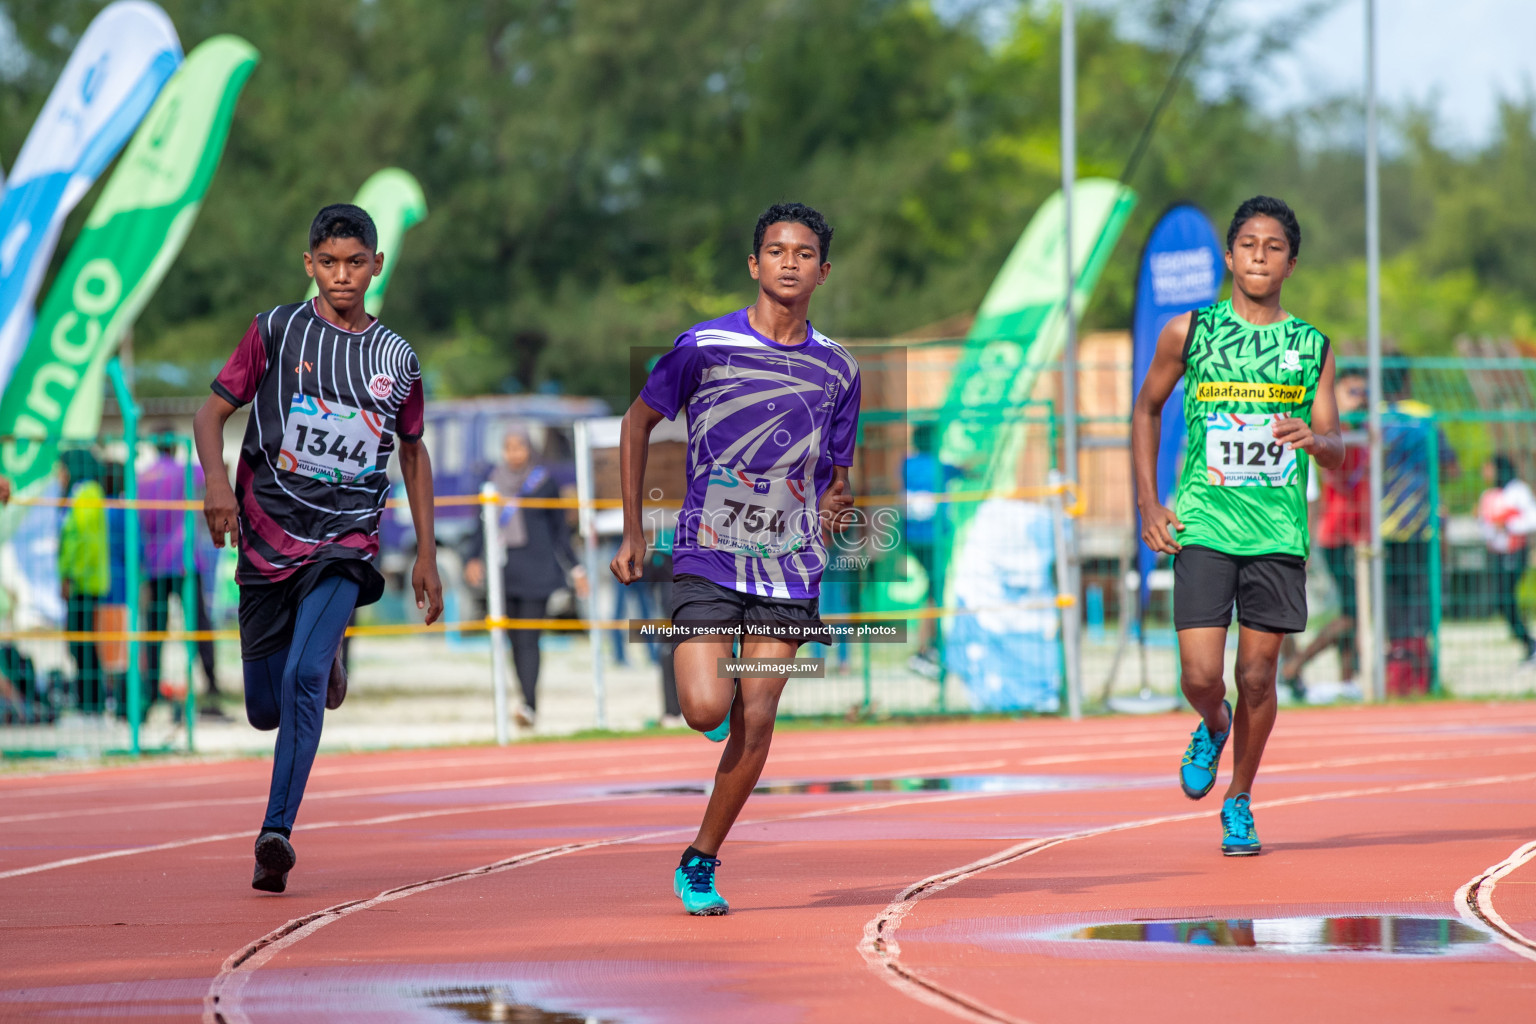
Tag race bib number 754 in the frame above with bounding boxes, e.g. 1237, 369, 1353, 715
698, 466, 814, 558
279, 395, 383, 483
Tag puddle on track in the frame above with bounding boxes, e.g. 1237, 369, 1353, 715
1059, 916, 1491, 955
615, 775, 1109, 797
423, 986, 615, 1023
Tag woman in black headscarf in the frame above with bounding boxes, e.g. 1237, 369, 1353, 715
465, 427, 585, 726
1478, 452, 1536, 664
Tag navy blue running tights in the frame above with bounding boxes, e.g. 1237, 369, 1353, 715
244, 575, 359, 833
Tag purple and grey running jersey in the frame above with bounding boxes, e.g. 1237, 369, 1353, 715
641, 308, 860, 598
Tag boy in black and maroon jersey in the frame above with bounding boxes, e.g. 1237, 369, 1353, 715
194, 204, 443, 893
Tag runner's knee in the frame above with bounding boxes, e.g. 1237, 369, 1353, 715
246, 703, 279, 731
1180, 664, 1225, 694
1233, 658, 1277, 702
683, 705, 729, 733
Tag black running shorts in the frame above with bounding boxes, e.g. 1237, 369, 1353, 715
238, 559, 383, 660
1173, 544, 1307, 634
668, 573, 830, 648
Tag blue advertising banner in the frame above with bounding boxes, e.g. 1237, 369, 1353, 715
1132, 203, 1223, 608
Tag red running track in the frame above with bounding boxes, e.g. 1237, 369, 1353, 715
2, 702, 1535, 1023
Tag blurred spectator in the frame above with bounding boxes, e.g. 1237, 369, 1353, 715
464, 426, 587, 728
904, 422, 958, 672
1379, 364, 1458, 696
99, 461, 131, 715
644, 526, 682, 728
59, 450, 109, 712
1476, 452, 1536, 665
1282, 369, 1368, 698
607, 535, 659, 667
140, 435, 226, 717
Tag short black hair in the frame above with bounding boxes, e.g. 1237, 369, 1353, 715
1226, 195, 1301, 258
309, 203, 378, 251
753, 202, 833, 262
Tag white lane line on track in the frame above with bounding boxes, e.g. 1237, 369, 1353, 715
0, 759, 720, 826
13, 725, 1536, 834
0, 757, 1011, 826
858, 769, 1536, 1024
200, 786, 1027, 1024
13, 713, 1535, 799
0, 795, 622, 881
1454, 840, 1536, 962
0, 757, 1010, 879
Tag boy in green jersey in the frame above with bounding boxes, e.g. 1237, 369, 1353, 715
1132, 196, 1344, 856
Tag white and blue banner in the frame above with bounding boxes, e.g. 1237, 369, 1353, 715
0, 1, 180, 390
945, 499, 1061, 712
1132, 203, 1223, 609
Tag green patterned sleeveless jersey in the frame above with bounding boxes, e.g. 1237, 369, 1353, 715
1172, 299, 1329, 558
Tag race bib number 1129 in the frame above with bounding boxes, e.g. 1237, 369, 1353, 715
1205, 413, 1297, 487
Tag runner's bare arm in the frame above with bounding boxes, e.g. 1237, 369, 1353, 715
1132, 312, 1191, 554
1273, 349, 1345, 471
611, 396, 666, 584
398, 438, 444, 625
194, 394, 239, 548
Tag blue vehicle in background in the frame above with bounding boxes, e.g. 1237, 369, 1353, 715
379, 394, 610, 567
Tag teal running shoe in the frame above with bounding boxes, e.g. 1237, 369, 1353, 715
1220, 793, 1261, 856
703, 682, 735, 742
1178, 699, 1231, 800
674, 854, 729, 915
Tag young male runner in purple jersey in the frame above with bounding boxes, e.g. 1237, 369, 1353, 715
611, 202, 860, 915
194, 204, 444, 893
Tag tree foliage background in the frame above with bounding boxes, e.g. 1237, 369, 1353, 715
4, 0, 1536, 408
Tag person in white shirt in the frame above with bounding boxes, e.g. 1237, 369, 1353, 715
1477, 453, 1536, 664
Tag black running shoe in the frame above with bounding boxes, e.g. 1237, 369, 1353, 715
326, 653, 347, 711
252, 831, 296, 893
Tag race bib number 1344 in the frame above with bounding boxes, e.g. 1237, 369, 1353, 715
279, 395, 383, 483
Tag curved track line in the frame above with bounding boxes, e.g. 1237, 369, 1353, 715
200, 787, 1032, 1024
1454, 840, 1536, 962
12, 735, 1534, 880
860, 770, 1536, 1022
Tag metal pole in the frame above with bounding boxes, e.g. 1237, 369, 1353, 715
1365, 0, 1386, 702
572, 420, 606, 729
182, 437, 198, 751
107, 358, 141, 754
481, 482, 510, 745
1050, 470, 1082, 719
1059, 0, 1083, 719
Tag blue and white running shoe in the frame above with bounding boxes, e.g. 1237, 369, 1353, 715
674, 854, 729, 915
1220, 793, 1261, 856
1179, 699, 1231, 800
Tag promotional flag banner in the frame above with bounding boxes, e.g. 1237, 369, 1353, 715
938, 179, 1138, 490
0, 1, 181, 390
930, 179, 1137, 709
306, 167, 428, 316
1131, 203, 1224, 609
0, 35, 260, 493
